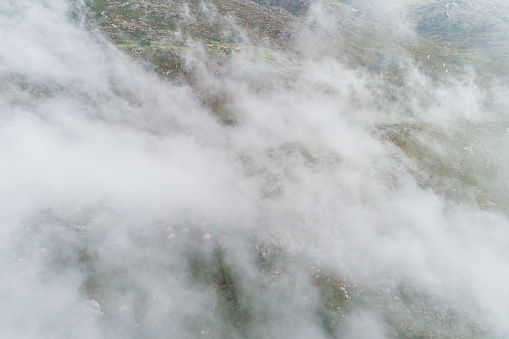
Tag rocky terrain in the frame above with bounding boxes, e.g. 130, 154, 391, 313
84, 0, 509, 81
2, 1, 509, 338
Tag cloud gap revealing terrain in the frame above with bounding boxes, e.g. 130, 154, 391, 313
1, 0, 509, 337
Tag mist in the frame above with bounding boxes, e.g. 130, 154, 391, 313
1, 0, 509, 338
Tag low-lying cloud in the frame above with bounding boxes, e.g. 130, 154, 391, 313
1, 0, 509, 338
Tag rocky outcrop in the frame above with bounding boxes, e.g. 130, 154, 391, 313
412, 0, 509, 49
250, 0, 311, 15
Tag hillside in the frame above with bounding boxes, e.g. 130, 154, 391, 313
2, 1, 509, 338
84, 0, 509, 82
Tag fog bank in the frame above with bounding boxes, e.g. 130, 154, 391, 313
1, 0, 509, 338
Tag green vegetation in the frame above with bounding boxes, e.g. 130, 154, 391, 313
85, 0, 509, 86
314, 274, 350, 336
189, 247, 253, 337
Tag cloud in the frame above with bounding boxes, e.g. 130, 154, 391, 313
1, 0, 509, 337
